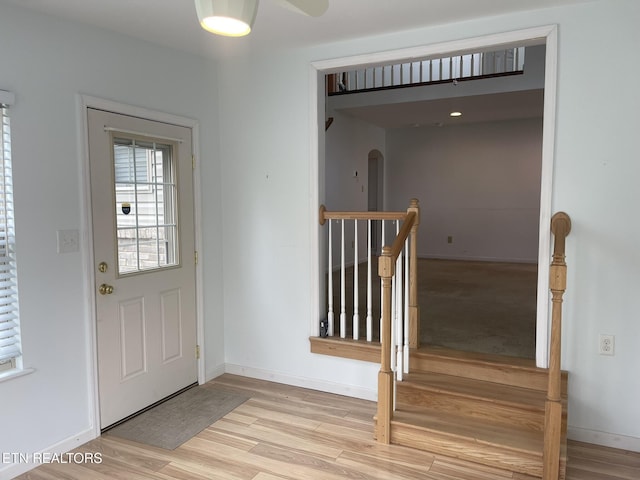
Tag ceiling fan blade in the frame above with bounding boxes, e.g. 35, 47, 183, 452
275, 0, 329, 17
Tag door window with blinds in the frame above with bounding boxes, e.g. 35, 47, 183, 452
0, 92, 20, 374
112, 136, 179, 275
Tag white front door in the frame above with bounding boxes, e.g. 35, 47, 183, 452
88, 108, 197, 429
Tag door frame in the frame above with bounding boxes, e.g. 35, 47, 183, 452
309, 25, 559, 369
77, 95, 204, 436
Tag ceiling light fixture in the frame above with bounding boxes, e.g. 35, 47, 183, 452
450, 111, 462, 117
195, 0, 259, 37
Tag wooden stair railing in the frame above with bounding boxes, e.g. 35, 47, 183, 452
543, 212, 571, 480
376, 203, 419, 444
318, 199, 420, 347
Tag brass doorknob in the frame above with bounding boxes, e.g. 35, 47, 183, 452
99, 284, 114, 295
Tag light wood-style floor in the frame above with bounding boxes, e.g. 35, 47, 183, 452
16, 374, 640, 480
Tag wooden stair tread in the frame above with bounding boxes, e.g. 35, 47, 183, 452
399, 371, 548, 409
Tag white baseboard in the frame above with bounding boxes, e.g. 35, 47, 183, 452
224, 363, 377, 402
568, 426, 640, 453
0, 427, 97, 480
204, 363, 226, 383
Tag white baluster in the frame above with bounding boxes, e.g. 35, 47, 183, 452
327, 220, 334, 336
353, 220, 359, 340
379, 220, 385, 343
404, 236, 410, 374
366, 219, 373, 342
395, 220, 403, 381
390, 254, 396, 376
340, 219, 346, 338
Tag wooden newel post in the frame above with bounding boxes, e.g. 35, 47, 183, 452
377, 246, 395, 444
543, 212, 571, 480
408, 199, 420, 348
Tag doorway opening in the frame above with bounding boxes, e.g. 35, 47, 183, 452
311, 26, 558, 368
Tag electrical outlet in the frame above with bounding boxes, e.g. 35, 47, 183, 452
599, 334, 615, 356
447, 235, 453, 244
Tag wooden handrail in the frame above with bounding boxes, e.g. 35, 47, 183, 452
376, 200, 419, 444
319, 205, 407, 225
389, 211, 416, 258
543, 212, 571, 480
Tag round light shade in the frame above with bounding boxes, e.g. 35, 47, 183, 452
195, 0, 259, 37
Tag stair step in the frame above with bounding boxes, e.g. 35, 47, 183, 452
411, 346, 568, 392
397, 371, 548, 431
387, 405, 567, 478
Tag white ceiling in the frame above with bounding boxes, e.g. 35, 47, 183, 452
6, 0, 594, 59
6, 0, 589, 127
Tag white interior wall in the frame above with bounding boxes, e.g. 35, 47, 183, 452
0, 4, 224, 478
324, 110, 386, 268
219, 0, 640, 452
386, 118, 543, 262
217, 50, 382, 396
325, 111, 386, 212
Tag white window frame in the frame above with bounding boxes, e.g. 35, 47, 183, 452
0, 90, 30, 382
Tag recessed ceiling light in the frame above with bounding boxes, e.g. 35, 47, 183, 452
450, 111, 462, 117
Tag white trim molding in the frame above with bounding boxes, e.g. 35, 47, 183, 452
309, 24, 559, 369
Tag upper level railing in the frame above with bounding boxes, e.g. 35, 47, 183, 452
327, 47, 525, 95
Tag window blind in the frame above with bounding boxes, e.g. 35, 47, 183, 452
0, 100, 20, 367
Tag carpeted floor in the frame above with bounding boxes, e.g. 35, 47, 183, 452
105, 385, 249, 450
329, 258, 537, 358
